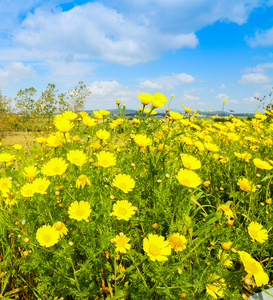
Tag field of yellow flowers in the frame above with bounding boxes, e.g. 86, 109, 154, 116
1, 93, 273, 299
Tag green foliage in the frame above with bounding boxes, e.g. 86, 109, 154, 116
0, 96, 273, 299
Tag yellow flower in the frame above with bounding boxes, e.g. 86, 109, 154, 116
137, 92, 154, 105
32, 178, 50, 194
93, 110, 103, 119
134, 134, 152, 148
176, 169, 202, 188
181, 154, 201, 170
36, 137, 46, 144
206, 274, 226, 299
97, 151, 116, 168
234, 152, 252, 160
53, 222, 68, 237
13, 144, 23, 150
154, 92, 167, 103
184, 107, 192, 113
168, 233, 187, 253
22, 166, 39, 182
248, 222, 268, 243
237, 178, 256, 192
204, 142, 219, 152
68, 201, 91, 221
144, 108, 157, 115
112, 200, 136, 221
21, 183, 35, 197
217, 250, 233, 267
238, 251, 269, 287
133, 118, 140, 124
67, 150, 87, 167
143, 234, 171, 261
46, 134, 62, 148
223, 99, 227, 103
112, 233, 131, 253
99, 109, 110, 117
0, 177, 12, 193
76, 175, 91, 188
253, 158, 272, 170
0, 153, 15, 163
36, 225, 60, 247
152, 98, 165, 108
112, 174, 135, 193
79, 111, 89, 118
62, 111, 78, 121
42, 158, 68, 176
96, 129, 110, 141
169, 111, 183, 120
217, 203, 233, 219
55, 118, 74, 133
82, 116, 97, 127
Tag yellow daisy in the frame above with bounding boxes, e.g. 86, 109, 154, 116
248, 222, 268, 243
67, 150, 87, 167
68, 201, 91, 221
112, 200, 136, 221
76, 175, 91, 189
42, 158, 68, 176
168, 233, 187, 253
112, 174, 135, 193
143, 234, 171, 262
53, 222, 68, 237
176, 169, 202, 188
36, 225, 60, 247
97, 151, 116, 168
112, 233, 131, 253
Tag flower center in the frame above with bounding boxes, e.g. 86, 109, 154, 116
116, 238, 126, 247
119, 182, 127, 190
43, 234, 52, 243
149, 244, 160, 256
169, 237, 183, 247
118, 207, 127, 215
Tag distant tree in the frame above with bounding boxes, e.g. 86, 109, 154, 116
58, 92, 72, 113
15, 87, 37, 131
36, 84, 58, 127
0, 90, 13, 140
66, 81, 91, 113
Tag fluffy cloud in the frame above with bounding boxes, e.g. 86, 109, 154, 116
219, 83, 226, 89
182, 93, 200, 102
88, 80, 136, 109
13, 2, 198, 65
215, 93, 229, 99
174, 73, 195, 83
239, 73, 271, 84
246, 27, 273, 47
138, 73, 195, 91
139, 80, 163, 89
0, 61, 36, 88
243, 96, 256, 103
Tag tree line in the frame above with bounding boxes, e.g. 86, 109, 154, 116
0, 82, 91, 139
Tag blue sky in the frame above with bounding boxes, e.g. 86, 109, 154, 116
0, 0, 273, 113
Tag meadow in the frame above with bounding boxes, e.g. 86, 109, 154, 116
0, 93, 273, 300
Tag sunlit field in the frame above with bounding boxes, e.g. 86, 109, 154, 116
1, 93, 273, 300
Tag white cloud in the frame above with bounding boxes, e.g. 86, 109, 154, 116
219, 83, 226, 89
0, 61, 36, 88
182, 93, 200, 101
13, 2, 198, 65
228, 99, 239, 104
174, 73, 195, 83
247, 26, 273, 47
243, 97, 256, 103
239, 73, 271, 84
215, 93, 229, 99
252, 63, 273, 73
138, 72, 195, 91
139, 80, 163, 89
